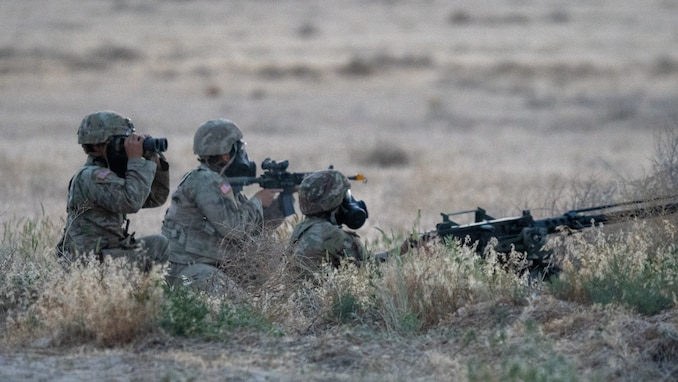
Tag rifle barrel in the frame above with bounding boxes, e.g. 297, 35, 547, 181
225, 176, 261, 186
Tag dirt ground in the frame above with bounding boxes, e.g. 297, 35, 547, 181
1, 296, 677, 381
2, 0, 678, 380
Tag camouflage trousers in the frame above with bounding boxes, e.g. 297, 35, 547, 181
101, 234, 170, 271
60, 234, 169, 272
166, 262, 243, 300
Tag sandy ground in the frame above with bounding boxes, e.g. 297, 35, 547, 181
1, 0, 678, 380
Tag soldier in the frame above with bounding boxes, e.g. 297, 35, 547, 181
290, 170, 368, 276
161, 118, 284, 297
57, 111, 170, 270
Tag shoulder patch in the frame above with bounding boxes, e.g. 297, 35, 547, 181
95, 168, 113, 180
220, 182, 232, 195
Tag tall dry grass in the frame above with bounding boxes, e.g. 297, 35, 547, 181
0, 215, 59, 318
549, 219, 678, 316
1, 129, 678, 380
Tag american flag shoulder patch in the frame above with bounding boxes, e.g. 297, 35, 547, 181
220, 182, 231, 195
95, 168, 112, 180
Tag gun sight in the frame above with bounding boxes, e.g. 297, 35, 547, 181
261, 158, 289, 172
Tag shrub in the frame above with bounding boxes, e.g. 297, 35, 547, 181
549, 221, 678, 315
158, 284, 211, 337
359, 142, 410, 167
159, 284, 282, 340
6, 254, 165, 347
330, 292, 362, 324
1, 215, 60, 317
309, 234, 529, 335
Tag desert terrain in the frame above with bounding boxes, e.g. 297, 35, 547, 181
1, 0, 678, 380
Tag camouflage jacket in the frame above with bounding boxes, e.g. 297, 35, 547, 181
162, 163, 282, 265
58, 155, 168, 256
290, 216, 365, 272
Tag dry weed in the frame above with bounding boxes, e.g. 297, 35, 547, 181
6, 255, 165, 347
366, 240, 527, 333
551, 219, 678, 315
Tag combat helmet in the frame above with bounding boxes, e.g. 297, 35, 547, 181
77, 111, 134, 144
193, 119, 243, 156
299, 170, 350, 215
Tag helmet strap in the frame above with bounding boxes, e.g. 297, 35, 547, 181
218, 154, 236, 176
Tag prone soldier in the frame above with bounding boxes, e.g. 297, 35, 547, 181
290, 170, 369, 277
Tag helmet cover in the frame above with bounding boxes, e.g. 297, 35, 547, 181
193, 118, 243, 156
77, 110, 134, 144
299, 170, 351, 215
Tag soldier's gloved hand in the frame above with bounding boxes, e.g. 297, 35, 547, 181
143, 151, 170, 171
254, 188, 282, 208
144, 150, 157, 162
157, 152, 170, 171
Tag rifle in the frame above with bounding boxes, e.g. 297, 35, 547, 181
227, 158, 366, 217
412, 197, 678, 279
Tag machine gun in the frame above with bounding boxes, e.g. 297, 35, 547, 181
227, 158, 367, 217
413, 198, 678, 279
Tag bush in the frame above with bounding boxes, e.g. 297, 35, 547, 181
6, 253, 165, 347
358, 142, 410, 167
305, 233, 529, 335
549, 221, 678, 315
159, 284, 282, 340
330, 292, 362, 324
1, 215, 60, 317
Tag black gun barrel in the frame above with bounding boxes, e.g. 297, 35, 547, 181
225, 176, 263, 187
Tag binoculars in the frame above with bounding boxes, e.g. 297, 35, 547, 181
142, 137, 168, 153
109, 135, 168, 154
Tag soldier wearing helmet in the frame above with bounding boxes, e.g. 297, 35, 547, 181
57, 111, 170, 270
290, 170, 367, 276
161, 118, 284, 297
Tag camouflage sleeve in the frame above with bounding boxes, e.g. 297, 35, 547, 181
142, 153, 170, 209
342, 231, 366, 263
190, 172, 264, 240
330, 229, 365, 263
294, 221, 365, 267
84, 158, 156, 213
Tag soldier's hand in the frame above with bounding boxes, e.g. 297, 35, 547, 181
124, 134, 145, 159
144, 151, 170, 170
143, 149, 157, 161
254, 188, 282, 208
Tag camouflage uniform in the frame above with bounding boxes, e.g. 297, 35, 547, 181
58, 111, 170, 269
290, 170, 365, 275
161, 119, 283, 296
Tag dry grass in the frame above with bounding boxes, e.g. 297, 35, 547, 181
549, 220, 678, 315
0, 216, 165, 348
5, 128, 675, 380
2, 0, 678, 380
2, 208, 678, 380
3, 252, 165, 347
